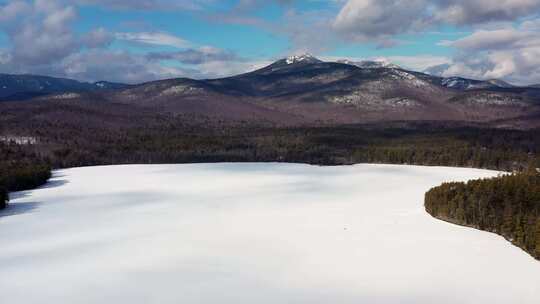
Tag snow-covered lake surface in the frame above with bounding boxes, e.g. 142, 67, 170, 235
1, 163, 539, 303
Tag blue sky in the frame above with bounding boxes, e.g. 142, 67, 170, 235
77, 2, 458, 56
0, 1, 539, 84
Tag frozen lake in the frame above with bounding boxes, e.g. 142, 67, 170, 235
1, 163, 539, 303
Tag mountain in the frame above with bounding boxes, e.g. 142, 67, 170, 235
0, 74, 130, 101
424, 65, 516, 91
437, 76, 515, 90
1, 55, 540, 129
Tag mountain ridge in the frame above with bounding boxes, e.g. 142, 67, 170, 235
1, 55, 540, 129
2, 54, 531, 98
0, 74, 131, 101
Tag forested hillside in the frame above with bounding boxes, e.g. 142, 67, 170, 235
3, 122, 538, 171
425, 171, 540, 260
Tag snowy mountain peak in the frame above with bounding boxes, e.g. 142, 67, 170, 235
285, 54, 320, 65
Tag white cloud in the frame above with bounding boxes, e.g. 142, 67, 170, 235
3, 0, 79, 65
333, 0, 428, 39
0, 1, 29, 23
434, 0, 540, 25
382, 55, 452, 71
431, 21, 540, 85
194, 59, 272, 78
0, 50, 12, 64
440, 29, 540, 50
333, 0, 540, 41
83, 27, 114, 48
146, 47, 240, 64
3, 0, 540, 85
74, 0, 209, 10
59, 49, 194, 83
0, 1, 253, 83
115, 32, 191, 49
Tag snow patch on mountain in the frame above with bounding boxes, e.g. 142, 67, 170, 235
442, 77, 515, 90
338, 59, 401, 69
458, 93, 524, 106
442, 77, 472, 90
51, 93, 81, 100
161, 85, 204, 96
285, 54, 320, 65
390, 70, 428, 88
329, 83, 421, 109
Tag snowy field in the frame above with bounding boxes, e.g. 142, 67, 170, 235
1, 163, 539, 303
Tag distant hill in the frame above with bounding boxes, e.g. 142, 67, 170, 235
424, 65, 517, 91
0, 74, 130, 101
435, 77, 515, 90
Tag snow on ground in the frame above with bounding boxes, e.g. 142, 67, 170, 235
1, 163, 539, 304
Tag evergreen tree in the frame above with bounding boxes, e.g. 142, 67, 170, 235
0, 187, 7, 210
535, 219, 540, 257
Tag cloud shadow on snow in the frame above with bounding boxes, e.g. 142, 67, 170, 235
0, 201, 40, 218
1, 175, 70, 218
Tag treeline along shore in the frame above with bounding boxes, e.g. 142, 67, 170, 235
425, 170, 540, 260
0, 142, 51, 209
1, 122, 539, 261
1, 123, 539, 199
